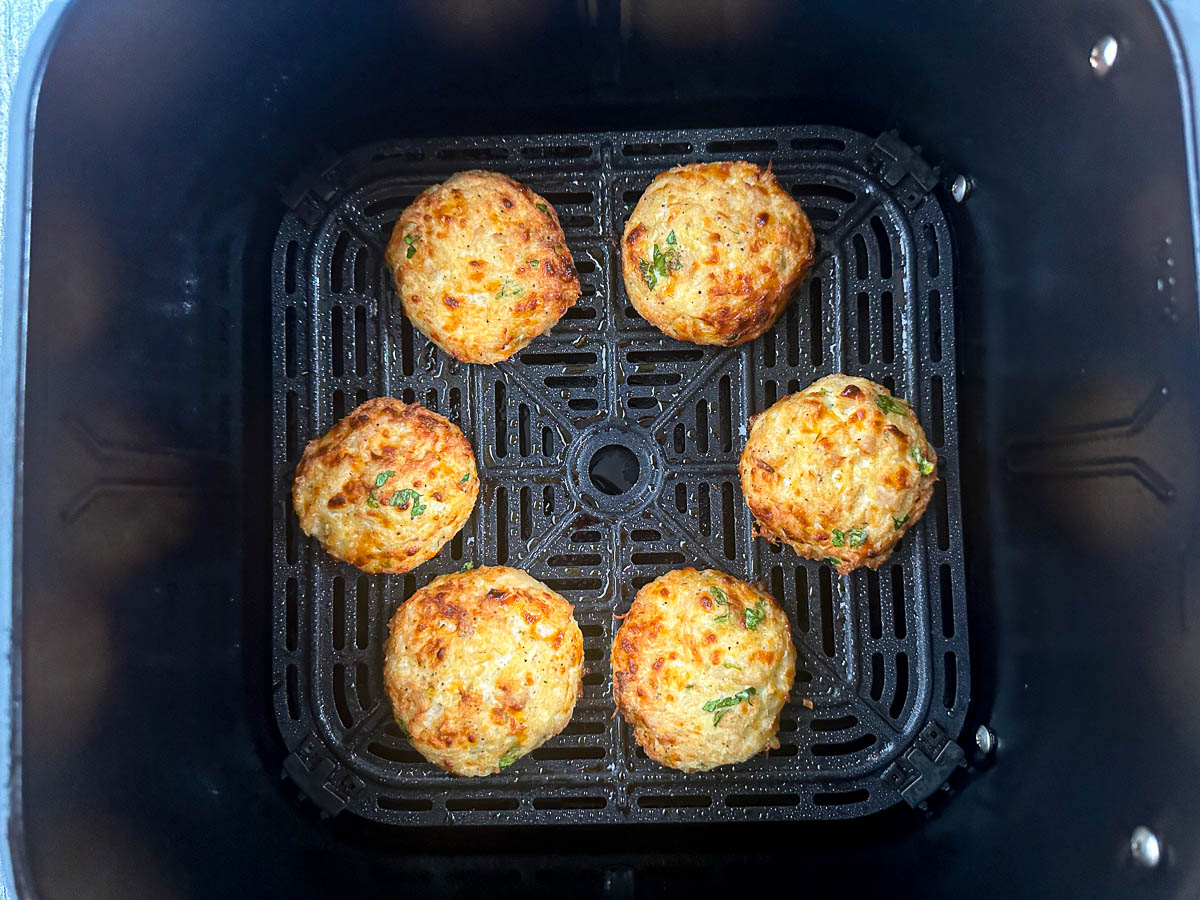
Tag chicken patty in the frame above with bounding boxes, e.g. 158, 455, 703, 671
739, 374, 937, 574
621, 160, 814, 345
611, 568, 795, 772
292, 397, 478, 574
384, 566, 584, 776
386, 170, 581, 363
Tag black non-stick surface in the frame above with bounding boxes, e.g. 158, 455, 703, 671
269, 125, 969, 825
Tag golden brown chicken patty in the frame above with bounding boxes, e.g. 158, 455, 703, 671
385, 170, 581, 364
739, 374, 937, 574
611, 568, 795, 772
621, 160, 814, 345
292, 397, 478, 574
383, 566, 584, 776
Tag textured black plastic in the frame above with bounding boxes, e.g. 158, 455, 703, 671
270, 125, 969, 825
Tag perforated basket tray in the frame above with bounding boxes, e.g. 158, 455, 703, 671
270, 125, 970, 825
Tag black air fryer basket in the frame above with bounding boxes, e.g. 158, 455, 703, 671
272, 125, 968, 824
6, 1, 1200, 898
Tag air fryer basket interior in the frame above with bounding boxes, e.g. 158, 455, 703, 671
271, 125, 969, 825
13, 0, 1200, 897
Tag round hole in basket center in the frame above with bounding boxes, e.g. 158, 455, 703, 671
587, 444, 641, 495
565, 420, 663, 517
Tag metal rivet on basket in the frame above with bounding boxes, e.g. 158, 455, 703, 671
974, 724, 995, 755
1089, 36, 1119, 76
950, 175, 972, 203
1130, 826, 1162, 868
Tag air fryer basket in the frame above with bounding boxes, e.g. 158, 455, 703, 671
271, 125, 969, 824
14, 0, 1200, 896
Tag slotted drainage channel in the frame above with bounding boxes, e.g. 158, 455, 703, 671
271, 125, 970, 825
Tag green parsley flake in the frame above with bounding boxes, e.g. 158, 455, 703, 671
498, 745, 522, 768
395, 718, 410, 738
711, 585, 731, 623
702, 687, 757, 727
826, 557, 841, 567
911, 445, 935, 475
639, 242, 683, 289
404, 234, 418, 259
847, 528, 867, 548
535, 202, 548, 213
893, 514, 910, 531
639, 260, 654, 288
496, 278, 523, 299
527, 259, 539, 267
389, 488, 427, 518
744, 598, 767, 631
875, 394, 909, 416
461, 561, 475, 571
459, 472, 471, 484
375, 470, 396, 488
366, 494, 379, 509
831, 529, 846, 547
666, 230, 677, 245
722, 661, 742, 670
